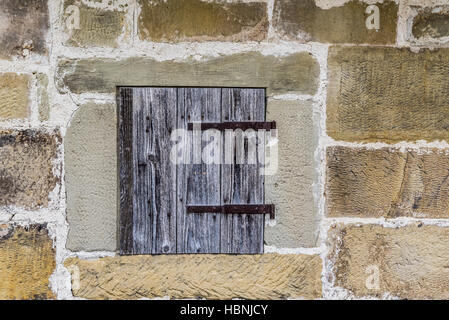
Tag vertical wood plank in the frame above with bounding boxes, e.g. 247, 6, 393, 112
220, 88, 265, 254
177, 88, 222, 253
132, 87, 177, 254
150, 88, 178, 254
119, 87, 134, 255
131, 88, 151, 254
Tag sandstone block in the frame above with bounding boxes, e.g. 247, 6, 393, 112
65, 254, 322, 299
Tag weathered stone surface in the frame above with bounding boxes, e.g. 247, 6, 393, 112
326, 146, 449, 218
0, 0, 49, 59
65, 103, 117, 251
0, 224, 55, 299
406, 0, 449, 5
265, 100, 318, 248
65, 254, 322, 299
0, 130, 60, 209
328, 224, 449, 299
273, 0, 397, 44
37, 73, 49, 122
56, 52, 320, 96
63, 0, 127, 47
327, 46, 449, 143
138, 0, 268, 42
0, 73, 30, 120
413, 7, 449, 40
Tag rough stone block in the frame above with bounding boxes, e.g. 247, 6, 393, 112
56, 52, 320, 96
0, 130, 60, 209
65, 103, 117, 251
65, 254, 322, 299
273, 0, 397, 44
406, 0, 449, 5
327, 46, 449, 143
37, 73, 49, 122
412, 7, 449, 40
0, 224, 55, 299
265, 100, 318, 248
63, 0, 128, 47
326, 146, 449, 218
138, 0, 268, 42
0, 73, 30, 120
0, 0, 49, 59
328, 224, 449, 299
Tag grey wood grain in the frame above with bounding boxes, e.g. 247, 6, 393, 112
120, 87, 266, 255
220, 88, 265, 254
177, 88, 222, 253
131, 87, 177, 254
118, 87, 134, 255
131, 88, 151, 254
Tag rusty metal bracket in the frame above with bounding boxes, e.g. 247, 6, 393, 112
186, 204, 275, 219
187, 121, 276, 131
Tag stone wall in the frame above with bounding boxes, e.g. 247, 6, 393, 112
0, 0, 448, 299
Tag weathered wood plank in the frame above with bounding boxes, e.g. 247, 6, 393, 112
221, 88, 265, 254
131, 88, 177, 254
118, 87, 134, 255
149, 88, 177, 254
131, 88, 152, 254
177, 88, 222, 253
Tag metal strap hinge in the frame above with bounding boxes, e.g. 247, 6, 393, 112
186, 204, 275, 219
187, 121, 276, 131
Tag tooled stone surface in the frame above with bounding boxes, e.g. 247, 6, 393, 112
265, 100, 319, 248
65, 254, 322, 299
0, 129, 60, 209
0, 224, 55, 299
63, 0, 127, 47
328, 224, 449, 299
0, 0, 49, 58
273, 0, 397, 44
0, 73, 30, 120
326, 146, 449, 218
65, 103, 117, 251
37, 73, 49, 122
327, 46, 449, 143
138, 0, 268, 42
56, 52, 320, 96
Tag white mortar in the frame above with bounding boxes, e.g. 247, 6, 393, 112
0, 0, 445, 300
